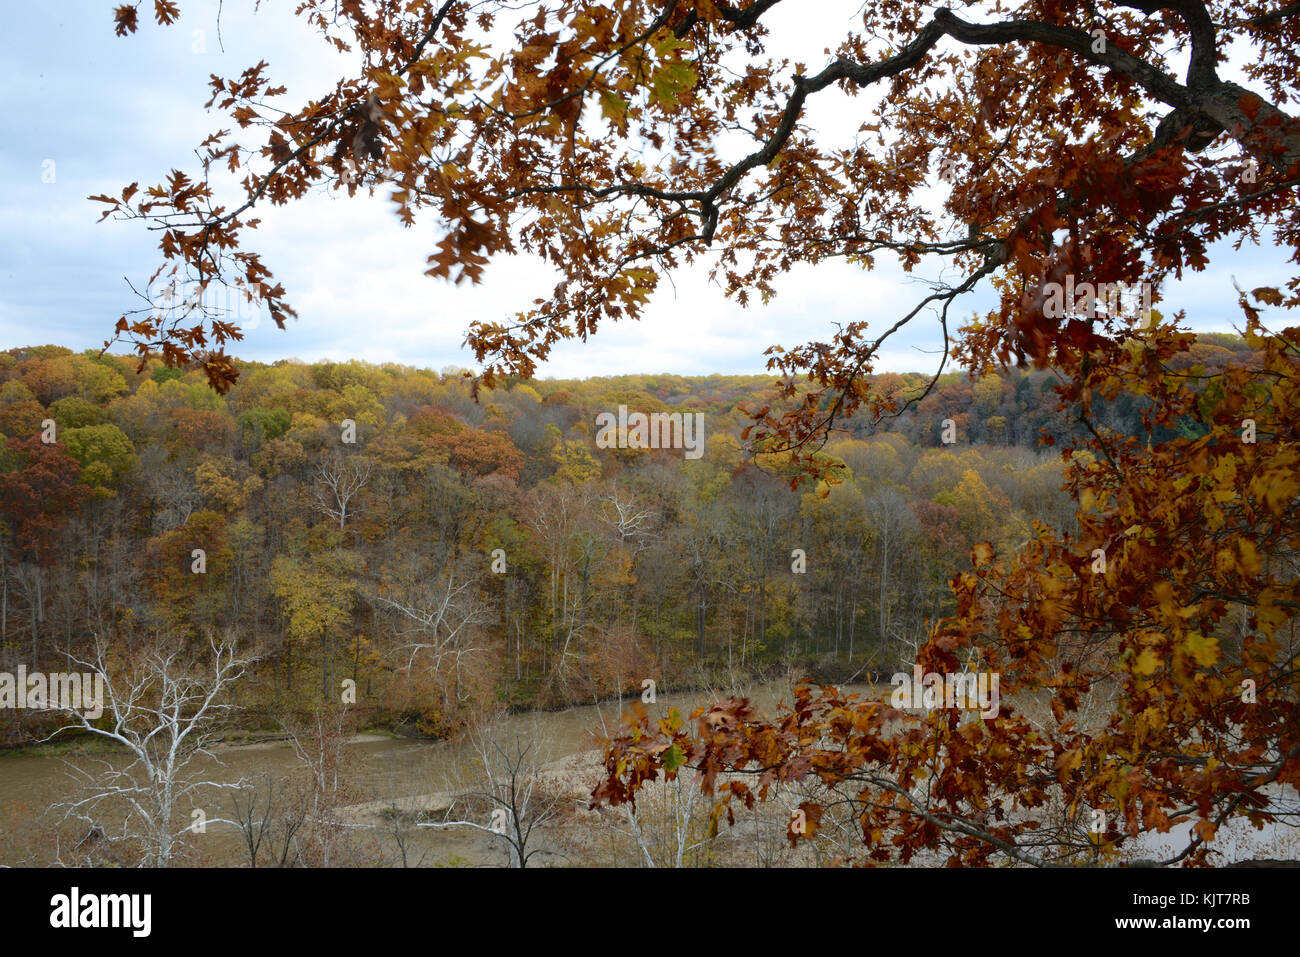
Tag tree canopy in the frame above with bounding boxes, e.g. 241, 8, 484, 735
99, 2, 1297, 403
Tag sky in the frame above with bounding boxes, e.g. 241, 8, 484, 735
0, 1, 1291, 380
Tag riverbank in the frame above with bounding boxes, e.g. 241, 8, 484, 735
0, 656, 881, 757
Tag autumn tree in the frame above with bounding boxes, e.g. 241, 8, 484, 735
0, 437, 90, 567
0, 437, 91, 658
0, 382, 46, 438
86, 0, 1300, 865
144, 509, 234, 639
271, 545, 364, 703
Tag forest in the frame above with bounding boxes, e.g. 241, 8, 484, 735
0, 334, 1256, 746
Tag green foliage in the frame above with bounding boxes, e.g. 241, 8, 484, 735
61, 423, 137, 493
237, 407, 292, 451
49, 396, 105, 429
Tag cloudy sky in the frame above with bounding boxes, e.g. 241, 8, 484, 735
1, 1, 1289, 379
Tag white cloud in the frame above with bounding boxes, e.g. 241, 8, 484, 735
0, 0, 1292, 377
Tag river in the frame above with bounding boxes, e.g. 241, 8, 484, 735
0, 678, 826, 867
2, 678, 1294, 866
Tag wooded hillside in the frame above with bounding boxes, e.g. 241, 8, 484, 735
4, 340, 1240, 744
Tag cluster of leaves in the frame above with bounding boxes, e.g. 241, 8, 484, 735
95, 2, 1299, 431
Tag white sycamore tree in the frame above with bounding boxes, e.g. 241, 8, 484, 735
50, 632, 253, 867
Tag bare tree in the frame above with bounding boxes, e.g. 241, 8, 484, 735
380, 801, 431, 868
282, 704, 363, 867
620, 769, 711, 868
369, 560, 491, 697
418, 720, 565, 868
50, 633, 253, 867
599, 485, 655, 552
143, 452, 200, 531
311, 451, 373, 531
226, 771, 310, 868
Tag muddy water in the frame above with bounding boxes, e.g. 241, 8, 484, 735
5, 678, 1292, 866
0, 678, 838, 867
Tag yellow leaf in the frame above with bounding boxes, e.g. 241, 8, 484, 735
1184, 632, 1219, 668
1236, 539, 1262, 576
1256, 591, 1288, 636
1210, 454, 1237, 485
1133, 648, 1161, 676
